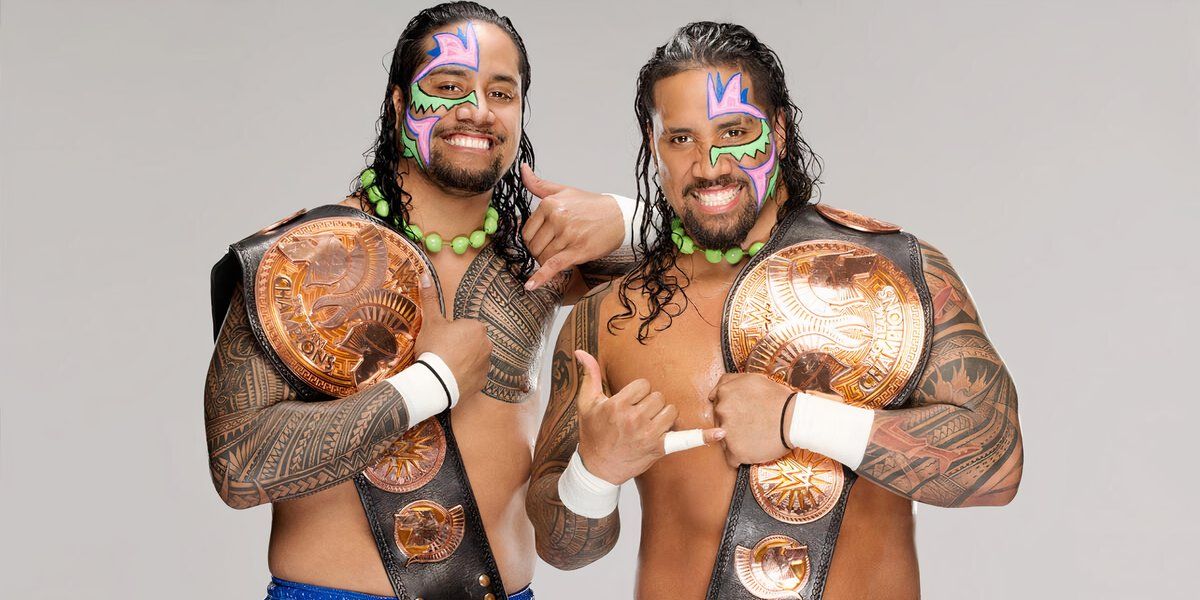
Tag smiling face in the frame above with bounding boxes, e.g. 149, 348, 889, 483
396, 20, 523, 194
651, 66, 781, 249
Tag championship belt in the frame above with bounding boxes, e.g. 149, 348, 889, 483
209, 205, 506, 599
705, 204, 934, 600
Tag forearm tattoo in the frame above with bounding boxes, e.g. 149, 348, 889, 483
578, 245, 638, 289
857, 242, 1023, 507
526, 285, 620, 569
204, 285, 412, 508
454, 245, 570, 403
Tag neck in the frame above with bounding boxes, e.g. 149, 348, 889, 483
398, 160, 493, 235
681, 194, 784, 281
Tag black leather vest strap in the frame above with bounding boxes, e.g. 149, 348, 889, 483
208, 205, 506, 598
354, 412, 506, 600
706, 204, 934, 600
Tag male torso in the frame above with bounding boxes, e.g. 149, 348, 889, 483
209, 196, 579, 595
592, 263, 919, 599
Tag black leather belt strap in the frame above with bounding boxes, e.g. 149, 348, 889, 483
706, 204, 934, 600
354, 412, 506, 600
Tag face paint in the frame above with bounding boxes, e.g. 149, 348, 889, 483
705, 72, 779, 207
402, 21, 481, 169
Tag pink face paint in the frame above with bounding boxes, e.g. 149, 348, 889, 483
706, 72, 779, 207
402, 21, 482, 168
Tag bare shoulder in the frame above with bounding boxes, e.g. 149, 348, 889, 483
912, 237, 983, 327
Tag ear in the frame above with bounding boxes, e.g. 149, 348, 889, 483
771, 111, 788, 158
391, 85, 405, 117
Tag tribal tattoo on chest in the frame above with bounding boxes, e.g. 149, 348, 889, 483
454, 245, 570, 403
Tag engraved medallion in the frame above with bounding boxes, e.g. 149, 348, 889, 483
364, 419, 447, 493
734, 535, 810, 599
727, 240, 925, 410
254, 217, 427, 398
393, 500, 465, 566
814, 204, 901, 233
750, 449, 844, 524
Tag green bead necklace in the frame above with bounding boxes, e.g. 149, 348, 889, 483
359, 168, 498, 255
669, 217, 764, 265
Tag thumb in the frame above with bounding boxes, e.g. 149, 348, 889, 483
662, 428, 726, 455
700, 427, 727, 445
418, 271, 445, 323
521, 162, 567, 199
573, 349, 604, 409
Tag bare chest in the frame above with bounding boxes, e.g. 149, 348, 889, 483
433, 245, 567, 404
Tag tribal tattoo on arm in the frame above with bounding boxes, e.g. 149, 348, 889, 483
204, 285, 412, 509
576, 245, 639, 292
526, 286, 621, 569
857, 242, 1024, 508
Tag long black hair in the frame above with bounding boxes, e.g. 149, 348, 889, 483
613, 22, 823, 342
355, 1, 537, 279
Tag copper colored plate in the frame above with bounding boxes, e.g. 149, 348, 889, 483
814, 204, 900, 233
393, 500, 465, 566
750, 449, 844, 524
734, 535, 810, 599
363, 419, 447, 493
254, 217, 426, 398
726, 240, 925, 409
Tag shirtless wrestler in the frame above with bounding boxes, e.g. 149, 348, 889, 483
204, 3, 640, 599
527, 22, 1024, 600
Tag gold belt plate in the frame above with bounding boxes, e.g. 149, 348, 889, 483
253, 216, 427, 398
364, 419, 447, 493
393, 499, 466, 566
726, 239, 925, 409
734, 535, 810, 599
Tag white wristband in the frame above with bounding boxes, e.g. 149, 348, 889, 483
385, 352, 461, 425
603, 193, 641, 248
787, 392, 875, 470
557, 450, 620, 519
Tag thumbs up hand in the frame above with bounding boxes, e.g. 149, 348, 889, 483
412, 272, 492, 401
574, 350, 724, 486
520, 164, 626, 291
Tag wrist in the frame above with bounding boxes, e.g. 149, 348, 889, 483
779, 392, 797, 451
787, 392, 875, 470
385, 352, 461, 424
603, 193, 638, 248
558, 449, 620, 519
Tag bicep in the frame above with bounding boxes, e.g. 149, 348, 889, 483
913, 241, 1013, 411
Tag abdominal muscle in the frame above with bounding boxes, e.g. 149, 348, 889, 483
267, 393, 540, 597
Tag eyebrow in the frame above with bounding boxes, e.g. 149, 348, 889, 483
490, 73, 519, 87
664, 116, 754, 135
425, 66, 519, 88
713, 116, 754, 129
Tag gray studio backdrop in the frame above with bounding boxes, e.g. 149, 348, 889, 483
2, 0, 1196, 598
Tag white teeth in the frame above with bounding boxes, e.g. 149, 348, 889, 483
446, 135, 491, 150
696, 188, 738, 207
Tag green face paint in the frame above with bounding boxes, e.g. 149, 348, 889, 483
709, 120, 772, 166
409, 82, 478, 115
403, 21, 481, 170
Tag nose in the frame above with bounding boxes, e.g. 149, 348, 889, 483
693, 143, 734, 181
454, 92, 496, 127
